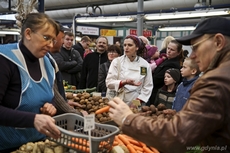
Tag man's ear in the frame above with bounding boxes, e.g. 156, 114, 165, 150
214, 33, 226, 52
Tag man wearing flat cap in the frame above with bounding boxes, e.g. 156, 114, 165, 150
107, 17, 230, 153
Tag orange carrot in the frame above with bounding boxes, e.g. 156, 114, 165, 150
68, 143, 90, 152
136, 151, 143, 153
132, 145, 144, 152
113, 140, 119, 146
118, 134, 131, 145
95, 106, 110, 114
115, 135, 124, 145
127, 144, 137, 153
143, 146, 154, 153
122, 134, 134, 140
150, 146, 160, 153
125, 138, 141, 146
138, 141, 146, 147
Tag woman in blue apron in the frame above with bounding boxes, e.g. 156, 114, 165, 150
0, 13, 61, 152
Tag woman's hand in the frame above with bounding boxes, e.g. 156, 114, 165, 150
40, 103, 57, 116
108, 97, 133, 126
34, 114, 60, 139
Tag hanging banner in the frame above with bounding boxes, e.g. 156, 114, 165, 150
77, 26, 99, 36
100, 29, 117, 36
129, 29, 152, 37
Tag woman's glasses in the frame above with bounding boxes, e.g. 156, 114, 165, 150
108, 51, 118, 54
35, 33, 57, 45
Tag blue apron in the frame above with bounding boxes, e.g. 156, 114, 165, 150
0, 43, 55, 150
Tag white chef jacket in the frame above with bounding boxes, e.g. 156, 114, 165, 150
106, 55, 153, 104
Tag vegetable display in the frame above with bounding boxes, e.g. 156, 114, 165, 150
11, 139, 68, 153
111, 134, 160, 153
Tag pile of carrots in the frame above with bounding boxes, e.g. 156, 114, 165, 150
113, 134, 160, 153
67, 137, 112, 153
67, 137, 90, 152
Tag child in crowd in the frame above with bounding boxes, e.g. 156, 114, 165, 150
154, 68, 181, 109
144, 45, 167, 72
173, 57, 200, 111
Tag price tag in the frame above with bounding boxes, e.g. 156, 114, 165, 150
84, 114, 95, 131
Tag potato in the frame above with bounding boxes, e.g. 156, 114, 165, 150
103, 98, 109, 103
44, 147, 54, 153
77, 93, 82, 97
37, 141, 45, 152
79, 99, 85, 104
157, 103, 167, 111
25, 142, 34, 151
73, 96, 80, 102
66, 92, 74, 99
150, 105, 156, 113
98, 99, 103, 103
54, 146, 64, 153
83, 93, 91, 99
141, 106, 150, 112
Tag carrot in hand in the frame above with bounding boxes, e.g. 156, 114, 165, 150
95, 106, 110, 114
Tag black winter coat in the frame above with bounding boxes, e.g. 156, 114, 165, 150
52, 46, 83, 87
98, 61, 110, 92
148, 56, 181, 105
73, 42, 84, 59
79, 51, 108, 89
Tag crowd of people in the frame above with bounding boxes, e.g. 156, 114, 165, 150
0, 7, 230, 152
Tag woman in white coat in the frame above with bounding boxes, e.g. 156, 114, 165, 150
106, 35, 153, 105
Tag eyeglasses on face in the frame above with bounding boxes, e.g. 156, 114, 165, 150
35, 32, 57, 45
191, 35, 214, 51
108, 51, 118, 54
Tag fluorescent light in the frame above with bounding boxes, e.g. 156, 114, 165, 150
0, 14, 16, 20
75, 36, 81, 42
158, 26, 196, 31
76, 16, 135, 23
145, 8, 230, 20
0, 30, 20, 35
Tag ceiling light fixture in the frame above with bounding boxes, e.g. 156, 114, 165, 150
145, 8, 230, 20
0, 13, 15, 20
75, 16, 135, 23
158, 26, 196, 31
0, 31, 20, 35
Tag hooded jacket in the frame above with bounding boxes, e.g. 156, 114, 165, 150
121, 44, 230, 153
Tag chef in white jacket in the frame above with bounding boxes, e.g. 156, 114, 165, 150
106, 35, 153, 105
